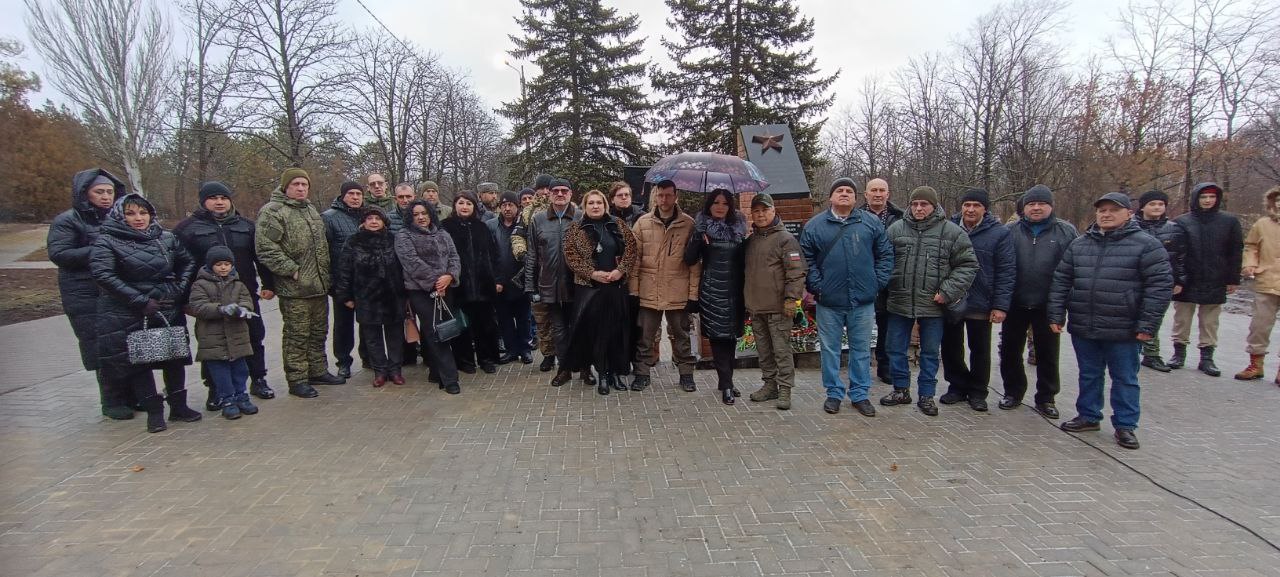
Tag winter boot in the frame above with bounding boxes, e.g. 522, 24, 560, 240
1197, 346, 1221, 377
776, 385, 792, 410
221, 398, 241, 420
143, 395, 167, 433
166, 388, 203, 422
1235, 354, 1265, 380
99, 373, 134, 420
1168, 343, 1187, 369
1141, 356, 1172, 373
235, 393, 259, 415
749, 381, 779, 402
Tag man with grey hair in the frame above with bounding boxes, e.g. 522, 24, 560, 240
858, 177, 903, 384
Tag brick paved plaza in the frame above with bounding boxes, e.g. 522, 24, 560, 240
1, 302, 1278, 577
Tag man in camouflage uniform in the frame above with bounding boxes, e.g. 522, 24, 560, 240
512, 174, 557, 370
255, 168, 345, 398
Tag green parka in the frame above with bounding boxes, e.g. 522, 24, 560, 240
885, 208, 979, 318
186, 268, 255, 361
254, 187, 330, 298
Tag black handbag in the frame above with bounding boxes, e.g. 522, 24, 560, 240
432, 296, 468, 342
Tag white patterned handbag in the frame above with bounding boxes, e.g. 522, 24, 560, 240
127, 314, 190, 365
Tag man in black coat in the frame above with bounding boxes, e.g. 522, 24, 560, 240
173, 181, 278, 403
858, 177, 903, 384
1131, 190, 1185, 373
1167, 182, 1243, 376
488, 192, 533, 365
48, 168, 125, 417
1049, 192, 1173, 450
322, 181, 370, 377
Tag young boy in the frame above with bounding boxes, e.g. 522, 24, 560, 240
187, 246, 260, 419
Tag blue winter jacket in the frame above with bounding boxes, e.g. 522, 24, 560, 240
799, 208, 893, 309
951, 212, 1016, 314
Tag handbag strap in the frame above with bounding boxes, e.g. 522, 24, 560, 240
140, 312, 172, 329
434, 296, 454, 321
816, 222, 854, 268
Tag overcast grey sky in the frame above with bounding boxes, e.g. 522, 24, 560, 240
2, 0, 1124, 124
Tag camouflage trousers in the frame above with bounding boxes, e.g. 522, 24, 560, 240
279, 296, 330, 383
532, 302, 555, 356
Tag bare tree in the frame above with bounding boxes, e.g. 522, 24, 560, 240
25, 0, 172, 193
346, 31, 437, 184
1206, 0, 1277, 193
223, 0, 349, 167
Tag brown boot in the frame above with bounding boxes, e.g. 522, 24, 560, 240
776, 386, 792, 411
1235, 354, 1265, 380
749, 382, 779, 402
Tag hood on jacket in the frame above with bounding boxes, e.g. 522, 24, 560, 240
268, 186, 315, 209
1132, 213, 1168, 230
71, 168, 126, 215
105, 193, 162, 239
1190, 182, 1224, 214
197, 265, 240, 282
1266, 186, 1280, 220
906, 207, 946, 230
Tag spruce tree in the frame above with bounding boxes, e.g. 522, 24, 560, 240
654, 0, 837, 181
499, 0, 651, 189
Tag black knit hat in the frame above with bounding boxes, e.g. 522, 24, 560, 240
829, 177, 858, 194
205, 245, 235, 268
1138, 190, 1169, 210
518, 187, 535, 200
960, 188, 990, 210
499, 191, 520, 206
198, 181, 233, 204
340, 180, 364, 195
1022, 184, 1053, 206
533, 174, 553, 190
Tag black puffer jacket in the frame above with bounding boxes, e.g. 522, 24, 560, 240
333, 228, 406, 324
1173, 183, 1243, 304
48, 168, 124, 370
610, 204, 646, 227
322, 196, 362, 288
441, 214, 498, 303
173, 208, 274, 295
684, 214, 746, 340
1048, 220, 1173, 341
1133, 215, 1186, 288
1008, 215, 1078, 309
90, 195, 196, 370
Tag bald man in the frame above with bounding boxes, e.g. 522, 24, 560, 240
859, 178, 904, 384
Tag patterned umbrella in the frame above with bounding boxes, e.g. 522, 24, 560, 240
644, 152, 770, 193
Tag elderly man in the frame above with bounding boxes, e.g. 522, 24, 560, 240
939, 189, 1014, 412
256, 168, 344, 398
629, 179, 701, 392
476, 182, 501, 222
364, 172, 394, 213
881, 186, 978, 416
801, 178, 892, 416
1050, 192, 1173, 450
745, 194, 808, 410
513, 175, 556, 370
858, 177, 904, 384
525, 178, 589, 386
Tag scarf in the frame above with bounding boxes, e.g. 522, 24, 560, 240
696, 212, 746, 243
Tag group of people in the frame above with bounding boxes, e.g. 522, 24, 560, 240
47, 164, 1273, 450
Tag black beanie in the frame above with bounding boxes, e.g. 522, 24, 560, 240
518, 187, 535, 199
205, 245, 235, 269
1138, 190, 1169, 210
340, 180, 364, 195
548, 178, 572, 190
960, 188, 990, 210
500, 191, 520, 206
199, 181, 233, 204
533, 174, 553, 190
1022, 184, 1053, 206
829, 177, 858, 194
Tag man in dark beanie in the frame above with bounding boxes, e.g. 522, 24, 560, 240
1168, 183, 1242, 375
1131, 190, 1185, 372
323, 181, 369, 378
175, 181, 279, 406
939, 188, 1014, 412
489, 191, 533, 364
998, 184, 1077, 418
514, 174, 558, 369
257, 168, 344, 398
880, 186, 978, 416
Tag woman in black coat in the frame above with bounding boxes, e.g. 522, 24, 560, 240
334, 207, 407, 386
440, 191, 502, 374
91, 194, 200, 433
48, 168, 127, 418
684, 189, 747, 405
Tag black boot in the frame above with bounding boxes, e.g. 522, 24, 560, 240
598, 372, 610, 395
1198, 346, 1221, 377
143, 395, 167, 433
98, 373, 134, 420
1168, 343, 1187, 369
166, 388, 203, 423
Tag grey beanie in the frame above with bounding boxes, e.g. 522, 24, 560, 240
1023, 184, 1053, 206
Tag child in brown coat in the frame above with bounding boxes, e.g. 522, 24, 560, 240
187, 246, 259, 419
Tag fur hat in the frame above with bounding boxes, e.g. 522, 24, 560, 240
533, 174, 553, 190
477, 182, 500, 194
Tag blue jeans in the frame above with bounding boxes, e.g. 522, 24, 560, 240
816, 303, 874, 402
887, 314, 944, 398
1070, 335, 1142, 430
205, 358, 249, 404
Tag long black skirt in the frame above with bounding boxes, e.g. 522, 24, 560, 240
563, 281, 632, 375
